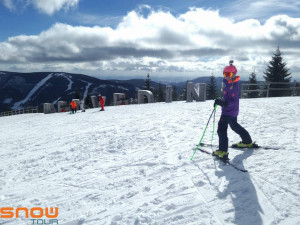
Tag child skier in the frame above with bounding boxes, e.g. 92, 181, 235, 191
213, 60, 255, 160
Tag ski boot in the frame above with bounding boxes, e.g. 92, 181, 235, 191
212, 150, 229, 161
232, 141, 259, 148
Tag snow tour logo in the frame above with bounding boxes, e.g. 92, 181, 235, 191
0, 207, 59, 224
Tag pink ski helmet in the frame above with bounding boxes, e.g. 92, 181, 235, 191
223, 60, 237, 77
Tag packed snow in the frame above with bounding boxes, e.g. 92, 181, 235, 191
0, 97, 300, 225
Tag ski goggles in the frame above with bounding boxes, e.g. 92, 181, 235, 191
223, 72, 234, 77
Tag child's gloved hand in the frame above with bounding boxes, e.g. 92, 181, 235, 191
214, 99, 228, 107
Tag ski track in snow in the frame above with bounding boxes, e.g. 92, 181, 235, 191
12, 73, 53, 110
0, 97, 300, 225
55, 73, 73, 92
79, 80, 92, 100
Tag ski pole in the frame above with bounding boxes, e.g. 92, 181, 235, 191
190, 104, 217, 160
211, 107, 216, 146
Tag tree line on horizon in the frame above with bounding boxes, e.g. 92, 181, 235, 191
145, 47, 299, 102
38, 46, 300, 110
245, 47, 298, 98
205, 47, 299, 99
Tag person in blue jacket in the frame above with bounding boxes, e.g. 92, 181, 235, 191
213, 60, 255, 160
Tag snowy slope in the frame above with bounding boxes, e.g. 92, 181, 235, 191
0, 97, 300, 225
11, 73, 54, 110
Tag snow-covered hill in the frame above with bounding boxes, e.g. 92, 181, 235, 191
0, 97, 300, 225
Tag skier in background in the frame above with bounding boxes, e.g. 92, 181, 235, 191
213, 60, 256, 160
99, 95, 105, 111
120, 97, 126, 105
70, 100, 77, 114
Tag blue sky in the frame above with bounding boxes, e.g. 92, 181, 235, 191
1, 0, 300, 81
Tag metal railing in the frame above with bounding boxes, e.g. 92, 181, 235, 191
0, 106, 39, 117
241, 81, 300, 98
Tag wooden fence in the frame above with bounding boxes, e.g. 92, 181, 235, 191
0, 106, 39, 117
241, 81, 300, 98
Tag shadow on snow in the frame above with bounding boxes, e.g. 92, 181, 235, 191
215, 149, 263, 225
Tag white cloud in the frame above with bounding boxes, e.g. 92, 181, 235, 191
0, 7, 300, 80
2, 0, 15, 10
31, 0, 79, 15
69, 13, 123, 27
1, 0, 79, 15
225, 0, 300, 21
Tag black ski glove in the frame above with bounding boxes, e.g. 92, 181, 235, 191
214, 99, 228, 107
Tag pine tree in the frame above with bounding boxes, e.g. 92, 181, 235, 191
3, 105, 12, 112
180, 80, 189, 101
172, 85, 178, 101
85, 94, 91, 108
263, 47, 292, 97
145, 74, 151, 90
156, 83, 165, 102
294, 81, 300, 96
74, 91, 81, 100
206, 75, 219, 100
248, 71, 259, 98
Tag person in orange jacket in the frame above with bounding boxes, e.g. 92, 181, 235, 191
70, 100, 77, 114
99, 95, 105, 111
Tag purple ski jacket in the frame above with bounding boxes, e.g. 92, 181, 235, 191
221, 76, 240, 117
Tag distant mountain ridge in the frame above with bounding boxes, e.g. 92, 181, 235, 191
0, 71, 250, 113
0, 71, 138, 112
